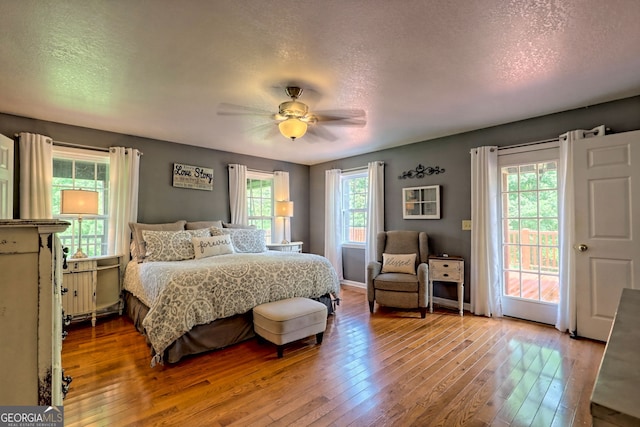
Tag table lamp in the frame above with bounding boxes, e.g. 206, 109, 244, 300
275, 200, 294, 244
61, 189, 99, 258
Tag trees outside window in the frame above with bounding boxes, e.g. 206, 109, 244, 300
341, 172, 368, 244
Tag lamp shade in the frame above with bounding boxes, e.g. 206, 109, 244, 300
275, 200, 294, 217
278, 118, 307, 140
60, 189, 99, 215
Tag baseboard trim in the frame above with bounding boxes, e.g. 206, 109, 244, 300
338, 283, 470, 311
432, 296, 471, 312
341, 280, 365, 293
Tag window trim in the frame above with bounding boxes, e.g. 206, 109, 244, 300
246, 170, 275, 243
52, 146, 110, 257
341, 169, 369, 246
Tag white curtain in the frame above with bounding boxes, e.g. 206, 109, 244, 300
19, 132, 53, 219
108, 147, 140, 260
365, 161, 384, 267
273, 171, 290, 243
324, 169, 343, 280
228, 164, 247, 224
470, 146, 502, 317
555, 125, 606, 334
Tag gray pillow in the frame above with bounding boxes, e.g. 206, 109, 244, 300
226, 229, 267, 253
222, 222, 256, 229
129, 220, 187, 261
186, 220, 223, 230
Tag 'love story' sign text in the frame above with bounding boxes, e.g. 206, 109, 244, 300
173, 163, 214, 191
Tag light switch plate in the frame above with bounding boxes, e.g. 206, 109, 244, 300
462, 220, 472, 230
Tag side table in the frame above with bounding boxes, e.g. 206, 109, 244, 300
266, 241, 303, 253
428, 255, 464, 316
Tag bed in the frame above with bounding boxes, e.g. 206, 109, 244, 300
123, 250, 340, 365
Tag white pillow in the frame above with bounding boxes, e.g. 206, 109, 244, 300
142, 229, 210, 261
192, 235, 235, 259
381, 253, 417, 274
226, 228, 267, 253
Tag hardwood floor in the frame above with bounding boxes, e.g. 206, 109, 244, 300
62, 288, 604, 426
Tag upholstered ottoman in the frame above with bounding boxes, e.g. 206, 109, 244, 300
253, 297, 328, 358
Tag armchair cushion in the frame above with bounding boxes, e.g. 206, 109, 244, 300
373, 273, 419, 292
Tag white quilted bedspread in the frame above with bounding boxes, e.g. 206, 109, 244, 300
124, 251, 340, 361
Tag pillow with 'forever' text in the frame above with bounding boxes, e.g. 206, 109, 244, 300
192, 235, 235, 259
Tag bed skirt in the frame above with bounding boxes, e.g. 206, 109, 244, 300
124, 291, 335, 364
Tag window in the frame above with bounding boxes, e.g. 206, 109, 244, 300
52, 147, 110, 257
341, 171, 369, 244
246, 171, 273, 243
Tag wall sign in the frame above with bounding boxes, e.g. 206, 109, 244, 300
172, 163, 214, 191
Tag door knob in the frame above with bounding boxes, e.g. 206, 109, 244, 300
576, 244, 588, 252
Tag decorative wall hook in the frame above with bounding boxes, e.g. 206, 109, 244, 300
398, 164, 445, 179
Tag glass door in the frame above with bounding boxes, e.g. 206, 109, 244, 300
499, 145, 559, 324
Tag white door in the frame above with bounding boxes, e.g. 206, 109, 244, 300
574, 130, 640, 341
499, 143, 560, 325
0, 134, 14, 219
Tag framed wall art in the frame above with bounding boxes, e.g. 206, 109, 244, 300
402, 185, 440, 219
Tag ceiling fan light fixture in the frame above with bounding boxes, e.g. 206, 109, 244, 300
278, 100, 308, 117
279, 118, 307, 140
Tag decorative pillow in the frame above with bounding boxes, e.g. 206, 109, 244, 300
210, 227, 230, 237
129, 220, 186, 261
186, 220, 223, 230
130, 240, 138, 262
222, 222, 256, 229
192, 235, 235, 259
381, 253, 417, 275
142, 229, 209, 262
226, 228, 267, 253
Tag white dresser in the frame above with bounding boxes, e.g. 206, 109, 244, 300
0, 220, 70, 405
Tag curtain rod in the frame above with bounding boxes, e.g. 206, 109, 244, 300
15, 133, 143, 155
497, 137, 558, 151
227, 165, 270, 174
497, 127, 606, 151
341, 161, 384, 173
53, 140, 110, 152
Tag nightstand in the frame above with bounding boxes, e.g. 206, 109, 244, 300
62, 255, 123, 326
428, 255, 464, 316
266, 241, 303, 253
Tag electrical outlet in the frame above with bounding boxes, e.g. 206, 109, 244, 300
462, 220, 472, 230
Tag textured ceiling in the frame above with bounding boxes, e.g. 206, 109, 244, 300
1, 0, 640, 165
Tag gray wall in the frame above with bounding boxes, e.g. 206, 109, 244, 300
309, 95, 640, 303
3, 94, 640, 305
0, 113, 311, 246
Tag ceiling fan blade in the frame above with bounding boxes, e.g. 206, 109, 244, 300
311, 109, 367, 127
306, 124, 338, 142
248, 122, 281, 140
217, 103, 275, 118
314, 117, 367, 127
312, 109, 366, 120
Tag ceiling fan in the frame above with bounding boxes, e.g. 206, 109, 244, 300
218, 86, 366, 141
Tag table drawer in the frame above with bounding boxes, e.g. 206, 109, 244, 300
64, 259, 97, 272
429, 260, 462, 281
